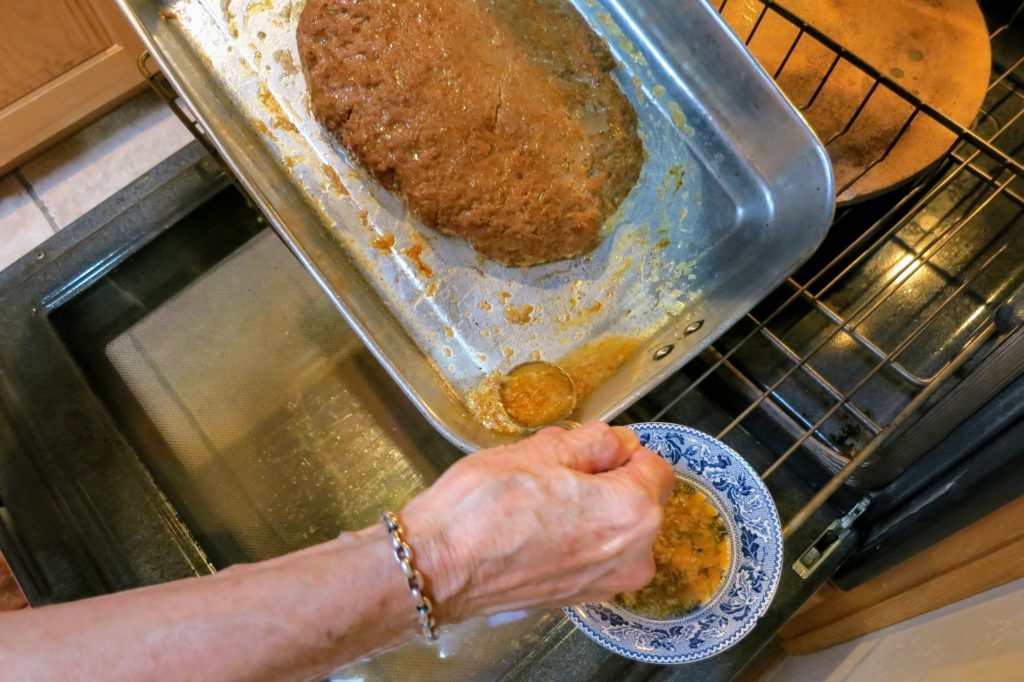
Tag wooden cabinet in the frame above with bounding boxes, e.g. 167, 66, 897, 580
0, 553, 27, 612
0, 0, 147, 173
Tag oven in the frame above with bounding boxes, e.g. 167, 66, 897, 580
1, 1, 1022, 679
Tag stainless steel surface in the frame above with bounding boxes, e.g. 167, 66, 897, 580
117, 0, 834, 452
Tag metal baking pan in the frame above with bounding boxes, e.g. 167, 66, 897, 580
116, 0, 834, 451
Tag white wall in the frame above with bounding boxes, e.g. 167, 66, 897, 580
764, 576, 1024, 682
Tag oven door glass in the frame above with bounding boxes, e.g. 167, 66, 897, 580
53, 188, 558, 680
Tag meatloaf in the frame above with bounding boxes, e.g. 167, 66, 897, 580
296, 0, 643, 266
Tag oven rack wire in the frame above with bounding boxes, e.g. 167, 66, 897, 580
137, 1, 1024, 544
639, 0, 1024, 539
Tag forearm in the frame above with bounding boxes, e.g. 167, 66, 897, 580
0, 525, 422, 682
0, 423, 671, 681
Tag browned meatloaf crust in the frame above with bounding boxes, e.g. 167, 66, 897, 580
296, 0, 643, 266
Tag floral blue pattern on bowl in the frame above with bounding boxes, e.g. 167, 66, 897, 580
564, 422, 783, 664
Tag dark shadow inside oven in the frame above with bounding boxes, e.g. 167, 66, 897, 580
50, 188, 461, 570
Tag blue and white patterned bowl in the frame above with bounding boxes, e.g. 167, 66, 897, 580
564, 422, 783, 664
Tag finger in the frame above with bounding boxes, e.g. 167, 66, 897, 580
603, 447, 675, 503
532, 421, 635, 474
609, 426, 641, 458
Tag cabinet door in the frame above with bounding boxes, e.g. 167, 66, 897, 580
0, 0, 147, 173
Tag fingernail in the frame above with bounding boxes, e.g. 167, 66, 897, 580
610, 426, 640, 455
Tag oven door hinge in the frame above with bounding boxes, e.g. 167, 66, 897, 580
793, 497, 870, 579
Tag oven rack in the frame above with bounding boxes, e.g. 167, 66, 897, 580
629, 0, 1024, 542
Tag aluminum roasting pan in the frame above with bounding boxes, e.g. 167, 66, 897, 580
116, 0, 834, 452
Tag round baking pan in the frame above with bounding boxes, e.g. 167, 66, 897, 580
722, 0, 991, 204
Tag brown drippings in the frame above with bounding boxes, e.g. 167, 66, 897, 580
320, 164, 349, 196
270, 115, 295, 133
584, 301, 603, 314
403, 240, 433, 277
655, 238, 671, 249
666, 164, 686, 194
245, 0, 274, 17
616, 481, 730, 618
504, 304, 534, 325
478, 300, 492, 311
257, 30, 267, 39
273, 49, 299, 75
159, 9, 177, 20
500, 363, 575, 427
560, 335, 641, 400
443, 347, 453, 358
370, 233, 395, 251
498, 291, 513, 302
425, 283, 438, 297
257, 84, 297, 134
608, 257, 633, 284
465, 372, 519, 435
444, 326, 454, 338
222, 0, 238, 38
357, 209, 369, 227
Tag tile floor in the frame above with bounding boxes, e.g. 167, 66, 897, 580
0, 90, 194, 274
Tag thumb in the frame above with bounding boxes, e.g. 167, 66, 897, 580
601, 446, 675, 504
531, 422, 641, 474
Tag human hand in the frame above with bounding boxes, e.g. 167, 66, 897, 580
401, 421, 675, 623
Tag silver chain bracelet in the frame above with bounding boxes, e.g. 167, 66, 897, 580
381, 511, 440, 642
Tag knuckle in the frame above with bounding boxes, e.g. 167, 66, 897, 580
452, 456, 487, 479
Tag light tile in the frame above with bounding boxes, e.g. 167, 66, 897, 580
0, 174, 53, 273
20, 91, 194, 228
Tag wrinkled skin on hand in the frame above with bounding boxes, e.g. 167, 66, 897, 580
402, 421, 675, 622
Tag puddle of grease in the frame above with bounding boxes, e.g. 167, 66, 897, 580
500, 363, 576, 427
465, 334, 643, 434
